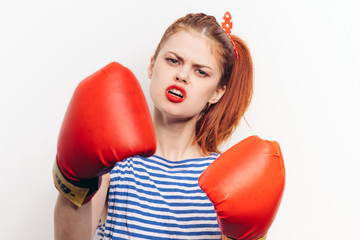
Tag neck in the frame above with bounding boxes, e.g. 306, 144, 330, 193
153, 108, 204, 161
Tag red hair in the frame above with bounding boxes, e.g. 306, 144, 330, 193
153, 13, 253, 154
196, 34, 253, 154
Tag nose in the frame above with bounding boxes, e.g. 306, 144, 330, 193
175, 68, 189, 85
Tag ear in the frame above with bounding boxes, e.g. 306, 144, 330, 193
208, 85, 226, 104
148, 57, 155, 79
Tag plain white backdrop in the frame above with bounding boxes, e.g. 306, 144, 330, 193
1, 0, 359, 239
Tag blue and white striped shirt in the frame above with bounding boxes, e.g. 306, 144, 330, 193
95, 154, 222, 240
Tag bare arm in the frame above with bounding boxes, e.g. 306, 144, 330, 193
54, 174, 110, 240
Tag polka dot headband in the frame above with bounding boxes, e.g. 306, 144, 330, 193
222, 11, 239, 59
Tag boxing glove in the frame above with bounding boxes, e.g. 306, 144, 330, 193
53, 62, 156, 207
198, 135, 285, 240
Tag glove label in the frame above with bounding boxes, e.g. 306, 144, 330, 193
52, 162, 89, 207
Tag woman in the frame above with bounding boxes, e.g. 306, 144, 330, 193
55, 12, 254, 239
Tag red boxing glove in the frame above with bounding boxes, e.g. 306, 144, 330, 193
198, 136, 285, 240
53, 62, 156, 207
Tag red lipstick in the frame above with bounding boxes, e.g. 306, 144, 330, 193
165, 85, 186, 103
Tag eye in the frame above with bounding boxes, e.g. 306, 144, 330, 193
166, 58, 179, 65
196, 69, 209, 77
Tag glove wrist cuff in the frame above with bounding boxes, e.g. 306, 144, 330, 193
52, 160, 100, 207
222, 234, 267, 240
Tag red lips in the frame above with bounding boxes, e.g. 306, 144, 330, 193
165, 85, 186, 103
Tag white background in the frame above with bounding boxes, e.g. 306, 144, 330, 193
1, 0, 359, 239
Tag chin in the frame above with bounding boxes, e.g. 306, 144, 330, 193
155, 105, 200, 121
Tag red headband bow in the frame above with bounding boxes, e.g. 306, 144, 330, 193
222, 11, 239, 59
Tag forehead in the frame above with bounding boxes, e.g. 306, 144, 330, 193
159, 30, 222, 70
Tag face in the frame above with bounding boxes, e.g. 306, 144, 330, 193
149, 29, 226, 120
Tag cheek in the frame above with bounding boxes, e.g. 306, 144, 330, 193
149, 78, 162, 103
149, 69, 169, 106
194, 83, 219, 102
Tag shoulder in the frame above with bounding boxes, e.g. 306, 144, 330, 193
204, 152, 221, 161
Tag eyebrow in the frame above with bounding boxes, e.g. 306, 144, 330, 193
168, 51, 213, 70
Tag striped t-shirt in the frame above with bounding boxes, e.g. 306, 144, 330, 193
94, 154, 222, 240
